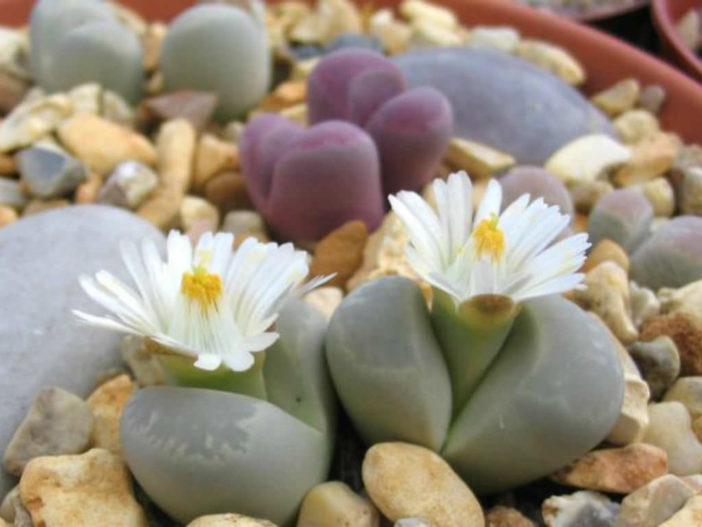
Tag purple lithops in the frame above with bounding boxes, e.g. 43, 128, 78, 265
241, 49, 454, 241
500, 166, 574, 219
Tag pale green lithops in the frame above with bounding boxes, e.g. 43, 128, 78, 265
29, 0, 143, 103
160, 3, 271, 121
74, 231, 335, 525
326, 171, 624, 494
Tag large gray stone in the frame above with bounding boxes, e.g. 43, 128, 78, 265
0, 205, 164, 496
394, 48, 614, 165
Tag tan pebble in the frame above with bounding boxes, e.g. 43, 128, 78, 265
142, 23, 167, 72
87, 375, 134, 456
121, 336, 166, 387
362, 442, 485, 526
221, 210, 269, 247
193, 135, 239, 191
0, 152, 16, 174
636, 177, 675, 217
74, 172, 103, 204
582, 239, 629, 273
644, 402, 702, 476
19, 448, 147, 527
221, 121, 245, 144
369, 9, 412, 55
664, 377, 702, 420
137, 119, 196, 229
179, 195, 220, 232
515, 40, 585, 85
68, 83, 101, 115
465, 26, 520, 54
204, 172, 252, 215
310, 220, 368, 289
291, 58, 320, 81
279, 103, 308, 126
659, 280, 702, 320
571, 180, 614, 213
658, 494, 702, 526
58, 113, 157, 176
102, 90, 136, 129
444, 138, 515, 179
485, 506, 534, 526
638, 84, 666, 115
545, 134, 630, 186
260, 81, 306, 112
641, 313, 702, 376
400, 0, 458, 29
0, 94, 72, 152
591, 78, 640, 117
606, 372, 650, 446
290, 0, 361, 44
22, 198, 69, 216
145, 70, 164, 95
304, 286, 344, 321
615, 474, 695, 527
613, 132, 679, 187
187, 512, 276, 526
409, 20, 463, 47
551, 443, 667, 493
0, 205, 18, 227
613, 109, 660, 145
630, 281, 661, 327
298, 481, 380, 527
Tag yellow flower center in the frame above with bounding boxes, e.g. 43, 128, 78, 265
181, 266, 223, 310
473, 216, 505, 261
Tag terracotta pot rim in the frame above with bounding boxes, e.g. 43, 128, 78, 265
562, 0, 649, 23
651, 0, 702, 79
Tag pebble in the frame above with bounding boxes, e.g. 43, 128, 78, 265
58, 113, 157, 176
551, 443, 667, 494
75, 172, 103, 204
659, 495, 702, 526
0, 153, 15, 175
187, 513, 276, 526
544, 134, 630, 186
87, 374, 134, 456
19, 448, 147, 526
514, 40, 585, 85
630, 281, 660, 327
679, 166, 702, 216
659, 280, 702, 320
542, 491, 619, 527
203, 172, 252, 215
0, 205, 17, 227
179, 195, 220, 232
120, 336, 166, 387
615, 474, 696, 527
220, 210, 269, 247
141, 23, 166, 72
638, 84, 666, 115
3, 387, 93, 477
591, 79, 641, 118
638, 177, 675, 217
297, 481, 380, 527
640, 313, 702, 376
97, 161, 159, 209
0, 485, 31, 526
485, 506, 534, 527
17, 146, 87, 199
582, 239, 630, 273
193, 134, 239, 191
142, 91, 218, 131
310, 220, 368, 289
304, 286, 343, 321
0, 485, 17, 522
362, 442, 485, 526
576, 262, 638, 343
137, 119, 196, 229
613, 109, 660, 144
630, 337, 680, 400
0, 71, 28, 115
102, 90, 136, 128
292, 0, 362, 44
0, 178, 27, 209
369, 9, 412, 55
676, 9, 701, 50
409, 20, 463, 48
444, 137, 515, 179
571, 180, 614, 213
0, 94, 72, 152
614, 133, 679, 187
465, 26, 520, 53
400, 0, 458, 29
324, 32, 383, 54
588, 188, 653, 253
395, 519, 431, 527
644, 401, 702, 476
68, 83, 101, 115
21, 197, 69, 216
664, 377, 702, 421
0, 205, 164, 497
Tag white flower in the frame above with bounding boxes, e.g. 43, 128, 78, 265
389, 171, 589, 307
74, 231, 329, 372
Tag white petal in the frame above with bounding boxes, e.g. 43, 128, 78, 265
194, 353, 222, 371
474, 179, 502, 224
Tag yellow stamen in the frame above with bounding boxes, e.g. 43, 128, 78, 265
181, 266, 223, 310
474, 215, 505, 261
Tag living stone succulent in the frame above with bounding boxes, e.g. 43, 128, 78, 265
161, 3, 271, 121
325, 173, 624, 494
75, 231, 335, 525
588, 188, 653, 253
240, 49, 453, 241
30, 0, 143, 103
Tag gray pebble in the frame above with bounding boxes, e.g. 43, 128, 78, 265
630, 337, 681, 400
97, 161, 158, 209
0, 178, 27, 209
17, 146, 87, 199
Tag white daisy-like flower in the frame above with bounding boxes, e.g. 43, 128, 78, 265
74, 231, 329, 372
389, 171, 589, 307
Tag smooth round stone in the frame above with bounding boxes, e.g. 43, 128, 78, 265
394, 48, 614, 165
324, 33, 383, 55
588, 189, 653, 253
0, 205, 164, 497
161, 4, 270, 121
499, 165, 574, 218
631, 216, 702, 290
442, 295, 624, 494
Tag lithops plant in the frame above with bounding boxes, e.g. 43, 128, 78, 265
325, 172, 624, 494
499, 166, 574, 218
631, 216, 702, 290
74, 231, 335, 525
241, 49, 453, 241
588, 188, 653, 253
161, 3, 270, 121
30, 0, 143, 103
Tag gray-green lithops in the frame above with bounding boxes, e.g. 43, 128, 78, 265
160, 3, 271, 121
588, 188, 653, 253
